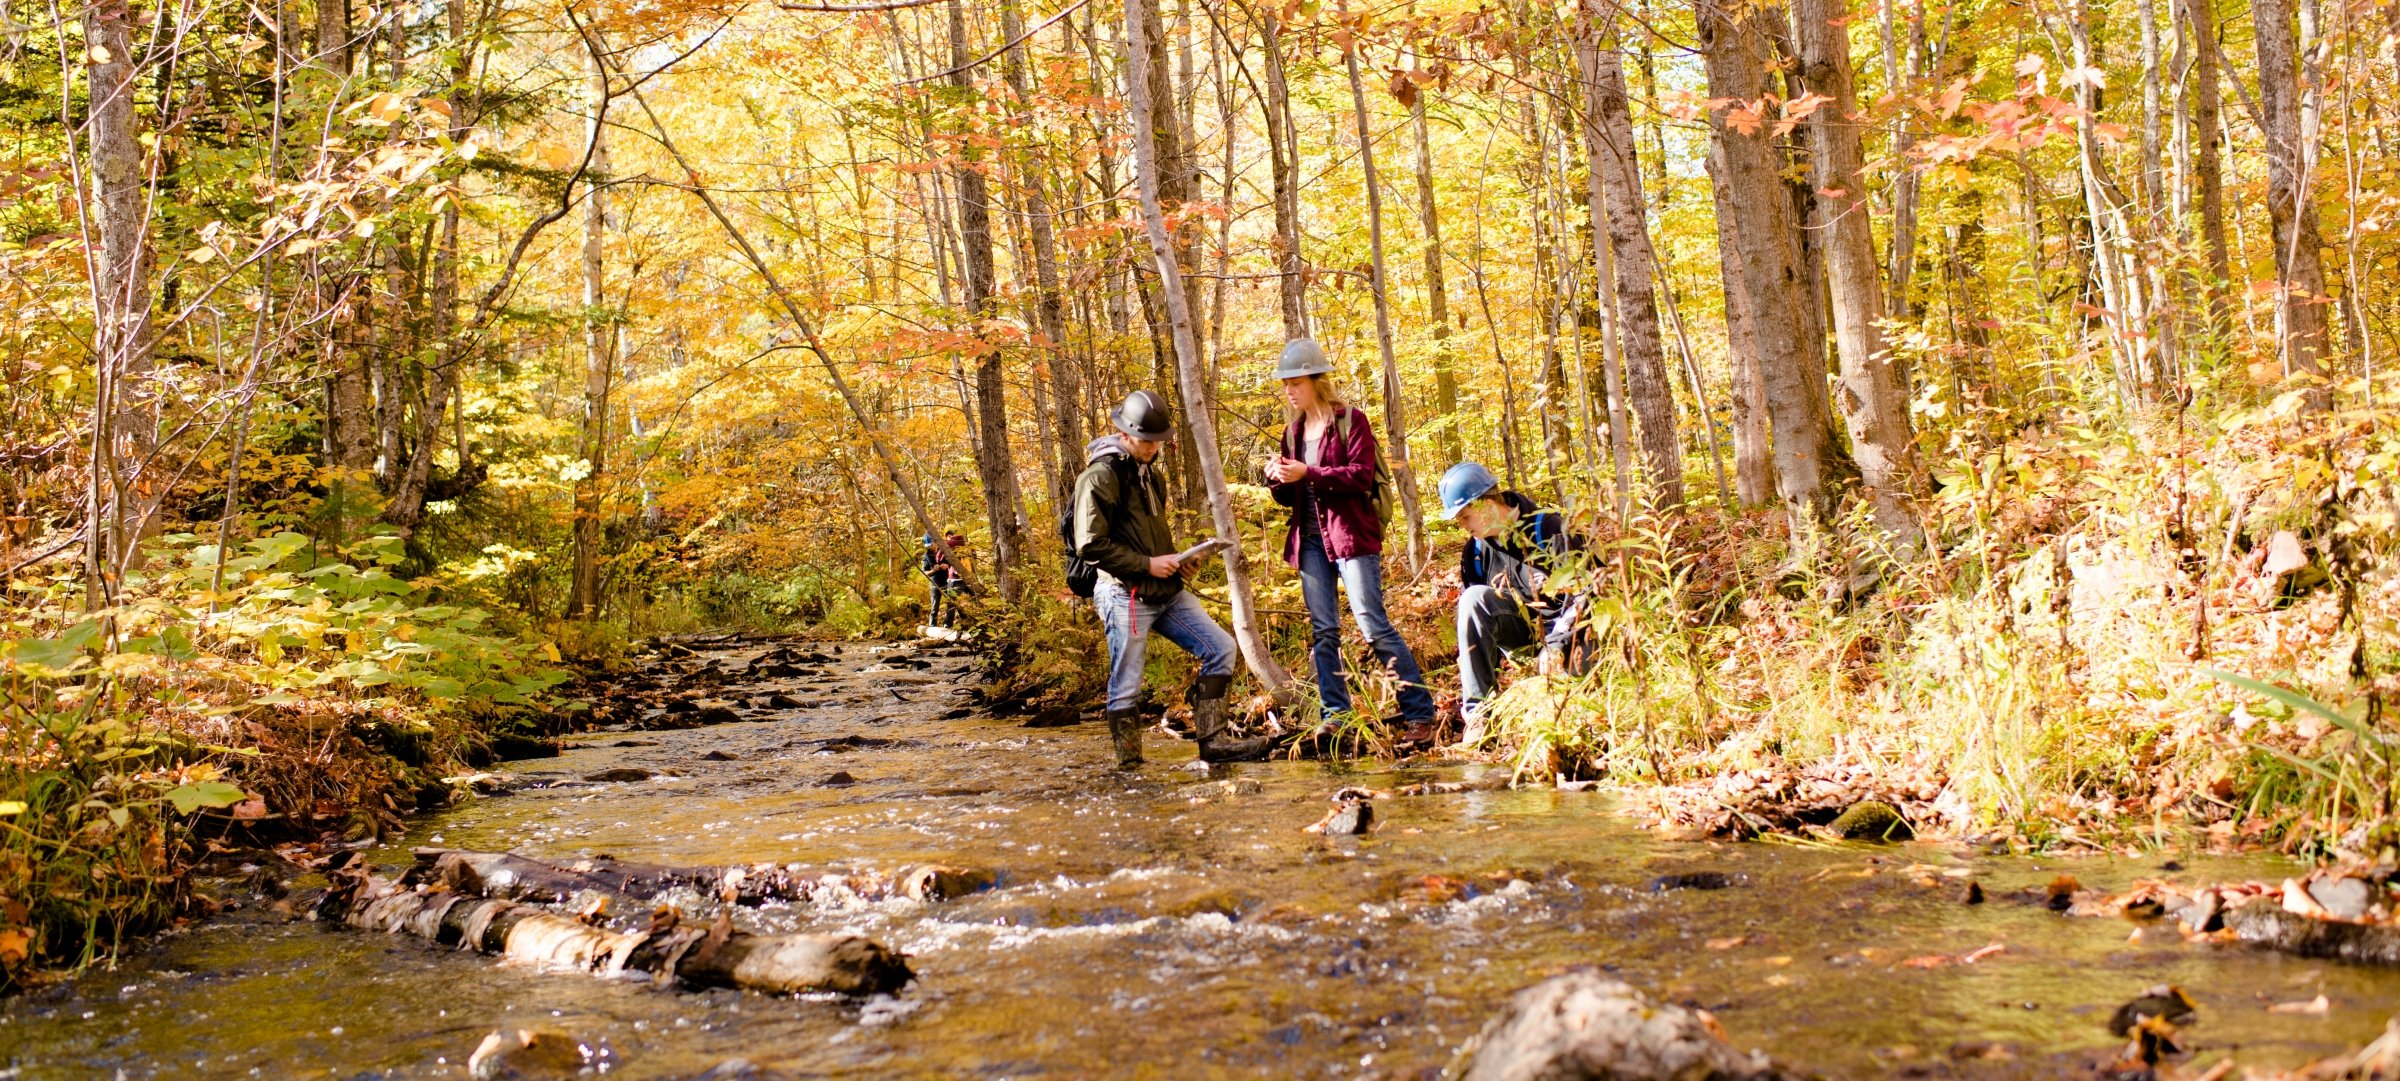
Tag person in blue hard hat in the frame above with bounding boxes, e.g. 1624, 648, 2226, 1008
1437, 461, 1586, 742
1262, 338, 1440, 744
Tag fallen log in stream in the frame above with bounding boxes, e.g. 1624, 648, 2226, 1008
320, 862, 914, 995
405, 847, 996, 906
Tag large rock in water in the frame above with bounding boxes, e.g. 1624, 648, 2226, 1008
1458, 971, 1788, 1081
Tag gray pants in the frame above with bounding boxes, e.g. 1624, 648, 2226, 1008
1456, 585, 1535, 717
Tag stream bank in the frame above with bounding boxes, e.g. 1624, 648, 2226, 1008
4, 634, 2397, 1079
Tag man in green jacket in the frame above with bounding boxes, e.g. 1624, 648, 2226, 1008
1074, 390, 1273, 768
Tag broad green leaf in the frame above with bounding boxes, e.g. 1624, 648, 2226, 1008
165, 781, 246, 814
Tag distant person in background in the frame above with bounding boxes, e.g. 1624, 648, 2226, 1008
1438, 462, 1586, 744
1263, 338, 1439, 745
920, 532, 962, 627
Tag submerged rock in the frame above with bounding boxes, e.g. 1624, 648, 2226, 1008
467, 1027, 592, 1080
763, 693, 806, 710
2107, 985, 2196, 1036
1021, 706, 1082, 728
1456, 970, 1786, 1081
1647, 872, 1740, 892
1310, 801, 1373, 836
899, 865, 995, 901
583, 767, 657, 783
1828, 800, 1912, 842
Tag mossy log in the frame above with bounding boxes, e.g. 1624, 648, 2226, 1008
323, 871, 912, 995
406, 848, 994, 906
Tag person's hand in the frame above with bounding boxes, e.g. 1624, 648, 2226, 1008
1147, 553, 1183, 579
1266, 457, 1307, 484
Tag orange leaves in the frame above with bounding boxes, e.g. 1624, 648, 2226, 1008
1711, 92, 1834, 138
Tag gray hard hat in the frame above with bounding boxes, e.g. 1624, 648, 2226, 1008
1273, 337, 1333, 379
1112, 389, 1173, 440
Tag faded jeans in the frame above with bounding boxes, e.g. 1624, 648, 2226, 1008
1094, 576, 1237, 713
1298, 536, 1436, 722
1456, 584, 1536, 718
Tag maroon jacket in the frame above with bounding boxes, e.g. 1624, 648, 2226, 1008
1269, 406, 1384, 565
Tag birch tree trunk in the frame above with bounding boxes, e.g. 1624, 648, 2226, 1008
1124, 0, 1292, 692
1576, 12, 1686, 510
2253, 0, 2331, 403
1696, 0, 1840, 528
950, 0, 1025, 600
568, 51, 612, 621
1794, 0, 1922, 545
1343, 31, 1428, 571
1706, 143, 1774, 506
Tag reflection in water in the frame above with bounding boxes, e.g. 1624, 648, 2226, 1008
4, 640, 2395, 1079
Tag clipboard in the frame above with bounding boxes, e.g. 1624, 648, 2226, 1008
1175, 537, 1231, 565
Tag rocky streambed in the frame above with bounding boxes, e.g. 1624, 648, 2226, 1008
5, 635, 2399, 1079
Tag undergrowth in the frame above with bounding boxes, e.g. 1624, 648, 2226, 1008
0, 530, 565, 990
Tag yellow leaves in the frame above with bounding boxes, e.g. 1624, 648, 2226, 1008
0, 801, 25, 816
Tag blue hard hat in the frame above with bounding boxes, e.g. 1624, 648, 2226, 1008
1437, 462, 1500, 519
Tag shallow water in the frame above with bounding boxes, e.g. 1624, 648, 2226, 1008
5, 638, 2396, 1079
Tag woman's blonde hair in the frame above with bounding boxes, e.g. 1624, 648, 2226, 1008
1285, 371, 1347, 425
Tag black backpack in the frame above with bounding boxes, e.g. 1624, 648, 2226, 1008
1061, 455, 1137, 598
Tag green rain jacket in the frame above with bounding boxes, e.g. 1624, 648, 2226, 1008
1071, 434, 1182, 603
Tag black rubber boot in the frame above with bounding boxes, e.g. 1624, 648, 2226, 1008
1188, 675, 1272, 763
1105, 708, 1145, 768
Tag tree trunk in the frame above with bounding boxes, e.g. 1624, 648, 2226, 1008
2253, 0, 2331, 402
384, 0, 469, 531
1794, 0, 1921, 545
1342, 32, 1427, 571
1001, 0, 1079, 510
1123, 0, 1292, 692
1696, 0, 1840, 528
314, 0, 347, 72
568, 51, 612, 621
82, 0, 158, 594
2182, 0, 2231, 310
1706, 143, 1774, 507
950, 0, 1026, 599
1258, 7, 1309, 339
1576, 13, 1686, 510
1409, 68, 1461, 467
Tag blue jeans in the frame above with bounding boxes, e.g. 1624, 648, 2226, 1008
1456, 585, 1535, 718
1298, 536, 1436, 721
1093, 576, 1237, 712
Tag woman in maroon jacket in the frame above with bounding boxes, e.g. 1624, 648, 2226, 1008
1263, 339, 1438, 734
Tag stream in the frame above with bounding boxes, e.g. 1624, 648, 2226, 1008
5, 635, 2398, 1079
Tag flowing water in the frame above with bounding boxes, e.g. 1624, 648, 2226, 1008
6, 637, 2398, 1079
